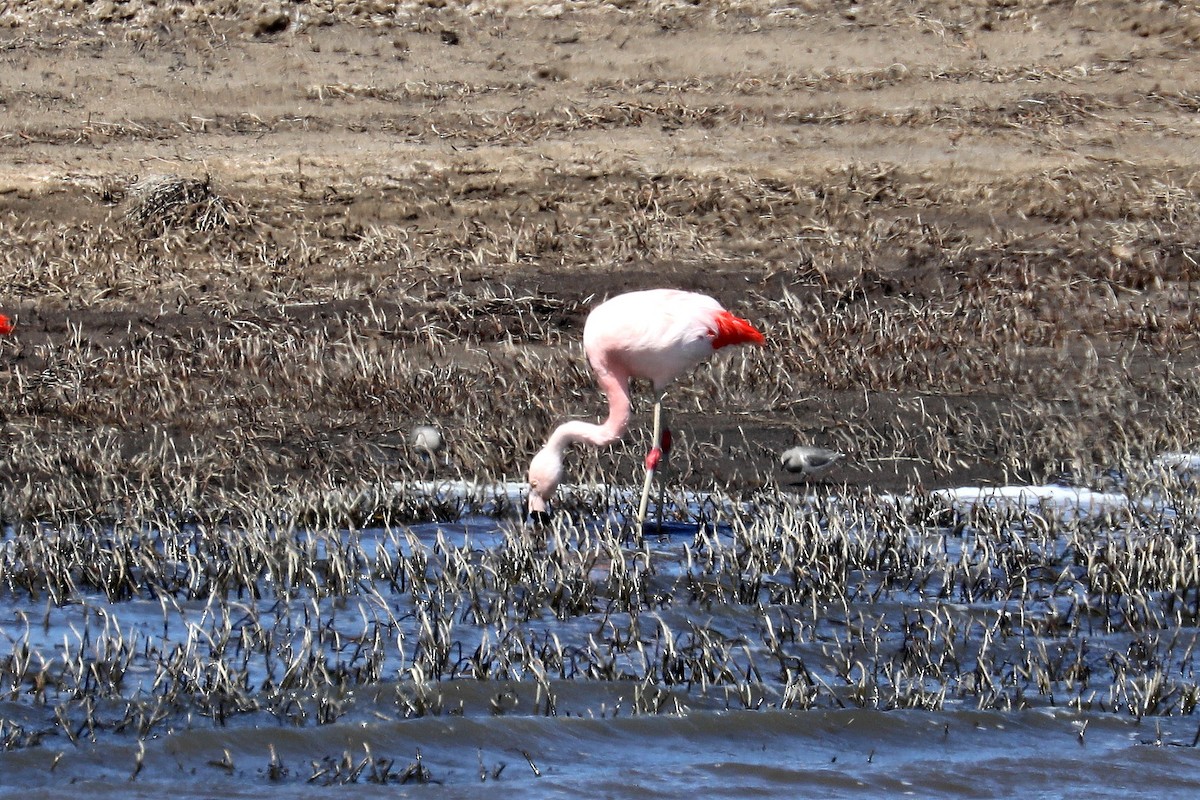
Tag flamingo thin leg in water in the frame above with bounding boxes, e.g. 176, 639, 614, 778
636, 397, 667, 530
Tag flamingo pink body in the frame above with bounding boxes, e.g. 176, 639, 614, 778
526, 289, 764, 515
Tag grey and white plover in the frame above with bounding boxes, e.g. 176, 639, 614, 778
780, 445, 844, 478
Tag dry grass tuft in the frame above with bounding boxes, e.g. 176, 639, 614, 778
123, 175, 249, 233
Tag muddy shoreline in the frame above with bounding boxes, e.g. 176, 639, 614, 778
3, 2, 1200, 519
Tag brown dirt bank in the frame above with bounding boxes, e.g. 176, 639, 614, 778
2, 1, 1200, 521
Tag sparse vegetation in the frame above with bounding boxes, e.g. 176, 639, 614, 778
3, 488, 1200, 751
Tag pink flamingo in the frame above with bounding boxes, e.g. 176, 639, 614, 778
526, 289, 765, 526
0, 314, 12, 336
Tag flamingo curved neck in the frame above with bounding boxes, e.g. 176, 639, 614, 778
545, 370, 631, 455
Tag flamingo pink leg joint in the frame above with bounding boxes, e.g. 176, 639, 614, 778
645, 428, 673, 471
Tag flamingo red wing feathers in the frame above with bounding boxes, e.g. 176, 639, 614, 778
0, 314, 13, 335
709, 309, 764, 350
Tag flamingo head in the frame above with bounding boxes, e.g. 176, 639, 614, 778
526, 445, 564, 523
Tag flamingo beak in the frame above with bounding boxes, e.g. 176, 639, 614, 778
526, 491, 552, 525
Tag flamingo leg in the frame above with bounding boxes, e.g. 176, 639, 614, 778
636, 395, 666, 530
654, 430, 671, 532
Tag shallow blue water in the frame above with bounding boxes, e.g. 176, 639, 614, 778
3, 484, 1200, 798
4, 707, 1199, 799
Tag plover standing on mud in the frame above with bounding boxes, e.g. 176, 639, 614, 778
780, 445, 844, 479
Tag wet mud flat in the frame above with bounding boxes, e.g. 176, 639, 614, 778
3, 0, 1200, 796
2, 2, 1200, 511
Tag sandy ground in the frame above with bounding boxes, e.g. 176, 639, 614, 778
3, 1, 1200, 508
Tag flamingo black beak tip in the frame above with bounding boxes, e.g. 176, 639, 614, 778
525, 494, 553, 526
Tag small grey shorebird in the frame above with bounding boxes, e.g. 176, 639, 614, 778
780, 445, 844, 479
410, 425, 445, 461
